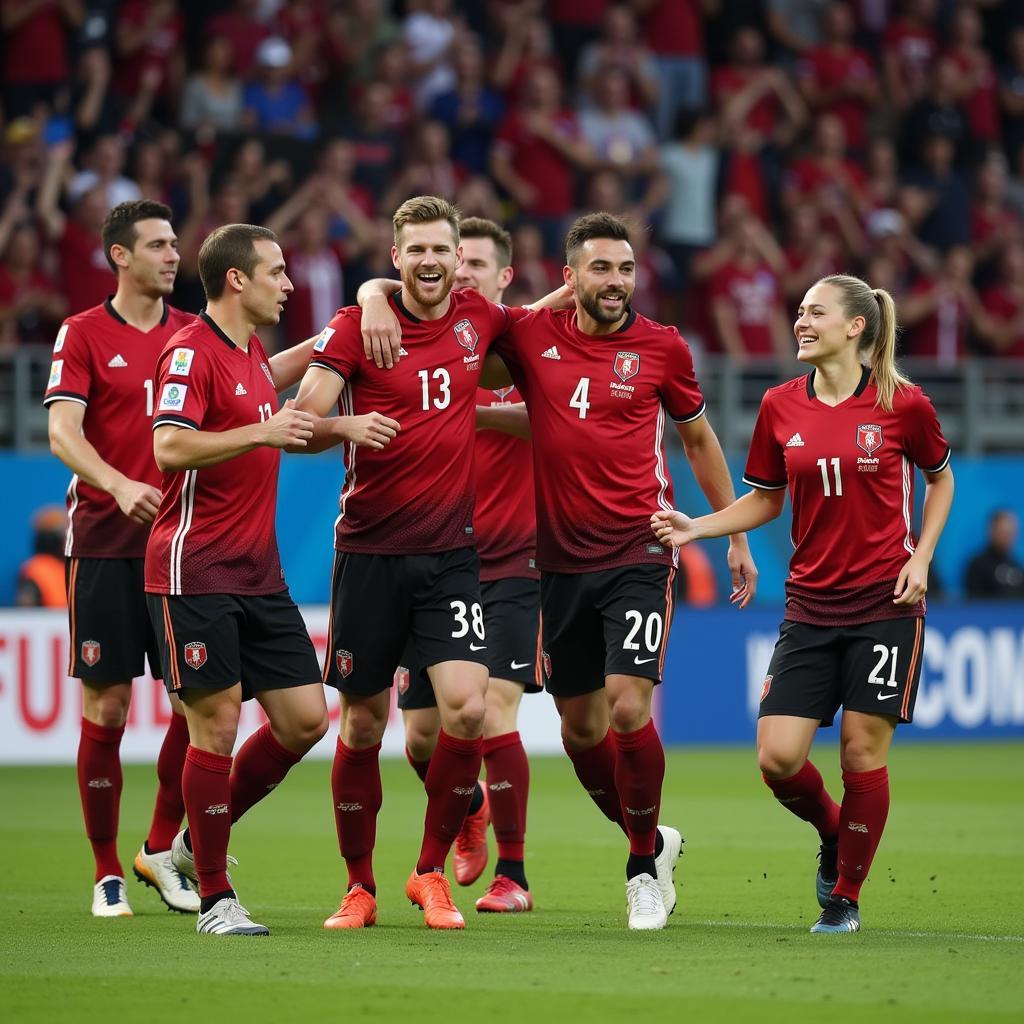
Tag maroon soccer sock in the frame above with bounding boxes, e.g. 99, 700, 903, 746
483, 731, 529, 862
833, 766, 890, 903
181, 745, 233, 898
145, 711, 189, 853
229, 723, 303, 824
78, 718, 125, 881
762, 760, 841, 840
564, 729, 627, 835
405, 746, 430, 785
613, 720, 665, 858
331, 737, 382, 893
417, 730, 483, 873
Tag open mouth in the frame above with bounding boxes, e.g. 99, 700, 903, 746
418, 272, 442, 286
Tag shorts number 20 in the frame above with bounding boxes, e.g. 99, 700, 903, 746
623, 610, 663, 652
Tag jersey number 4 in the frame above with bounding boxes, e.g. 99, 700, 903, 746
570, 377, 591, 419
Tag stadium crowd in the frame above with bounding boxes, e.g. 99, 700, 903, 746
3, 0, 1024, 362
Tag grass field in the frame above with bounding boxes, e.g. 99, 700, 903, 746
1, 742, 1021, 1023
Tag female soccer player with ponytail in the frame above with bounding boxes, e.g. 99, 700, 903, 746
652, 274, 954, 933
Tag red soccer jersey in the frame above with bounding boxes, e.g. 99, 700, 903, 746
43, 300, 194, 559
475, 385, 537, 581
743, 369, 950, 624
144, 314, 285, 596
309, 289, 520, 555
496, 307, 705, 573
710, 261, 781, 356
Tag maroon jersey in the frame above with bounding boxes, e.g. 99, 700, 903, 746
496, 307, 706, 573
144, 313, 285, 596
43, 300, 194, 559
309, 290, 520, 554
743, 369, 950, 625
475, 385, 537, 581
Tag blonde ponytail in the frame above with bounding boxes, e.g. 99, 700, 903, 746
817, 274, 913, 411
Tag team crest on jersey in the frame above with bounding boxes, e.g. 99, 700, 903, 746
81, 640, 101, 667
336, 649, 353, 678
184, 642, 207, 670
53, 324, 69, 354
453, 319, 479, 354
613, 351, 640, 382
394, 665, 410, 695
171, 347, 194, 376
856, 423, 884, 455
48, 360, 64, 388
760, 674, 773, 702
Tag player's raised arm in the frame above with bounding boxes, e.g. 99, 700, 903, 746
476, 400, 530, 438
267, 334, 320, 392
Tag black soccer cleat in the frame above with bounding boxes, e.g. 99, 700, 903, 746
815, 838, 838, 909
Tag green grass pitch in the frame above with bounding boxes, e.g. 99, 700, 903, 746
1, 742, 1020, 1023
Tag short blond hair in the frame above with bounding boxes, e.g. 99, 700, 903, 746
393, 195, 461, 248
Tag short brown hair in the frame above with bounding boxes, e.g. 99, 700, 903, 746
393, 195, 460, 248
101, 200, 173, 272
565, 212, 631, 267
198, 224, 278, 300
459, 217, 512, 268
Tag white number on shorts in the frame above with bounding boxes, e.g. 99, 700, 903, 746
143, 379, 154, 416
450, 600, 485, 640
816, 456, 843, 497
569, 377, 591, 419
623, 610, 663, 652
257, 402, 274, 422
867, 644, 899, 688
418, 368, 451, 411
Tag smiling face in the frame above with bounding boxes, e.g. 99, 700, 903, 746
793, 281, 863, 364
116, 218, 180, 297
392, 219, 460, 310
567, 237, 635, 329
238, 238, 292, 326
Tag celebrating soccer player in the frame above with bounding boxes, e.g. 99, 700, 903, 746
398, 217, 540, 913
652, 274, 954, 934
144, 223, 382, 937
45, 200, 198, 918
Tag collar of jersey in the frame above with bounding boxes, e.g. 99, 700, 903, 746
805, 365, 870, 401
392, 290, 422, 324
104, 296, 170, 328
199, 310, 239, 350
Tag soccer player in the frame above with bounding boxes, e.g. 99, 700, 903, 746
144, 223, 387, 936
361, 212, 758, 931
295, 196, 556, 931
45, 200, 199, 918
398, 217, 540, 913
652, 274, 954, 934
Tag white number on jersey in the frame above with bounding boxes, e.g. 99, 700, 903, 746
816, 457, 843, 497
450, 600, 485, 640
418, 368, 452, 411
867, 644, 899, 688
257, 402, 274, 422
623, 610, 664, 653
569, 377, 591, 420
143, 379, 154, 417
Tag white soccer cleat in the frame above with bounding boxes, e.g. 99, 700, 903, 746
196, 897, 269, 936
626, 873, 667, 931
653, 825, 683, 917
170, 829, 237, 892
91, 875, 133, 917
133, 845, 201, 913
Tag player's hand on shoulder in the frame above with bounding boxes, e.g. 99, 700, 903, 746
650, 509, 698, 548
259, 398, 315, 449
726, 537, 758, 610
361, 295, 403, 369
346, 411, 400, 450
112, 479, 162, 525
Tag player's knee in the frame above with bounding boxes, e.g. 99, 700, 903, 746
292, 708, 329, 751
89, 691, 130, 729
839, 736, 882, 773
447, 694, 485, 738
343, 703, 388, 748
608, 694, 648, 735
758, 747, 804, 780
560, 718, 603, 752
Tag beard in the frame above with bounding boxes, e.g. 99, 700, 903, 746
403, 266, 455, 308
578, 286, 630, 325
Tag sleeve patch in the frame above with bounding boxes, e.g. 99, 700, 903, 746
53, 324, 69, 353
170, 347, 195, 376
313, 326, 336, 352
48, 360, 64, 388
158, 382, 188, 411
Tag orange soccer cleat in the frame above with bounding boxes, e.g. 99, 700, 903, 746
405, 870, 466, 930
323, 885, 377, 929
475, 875, 533, 913
453, 790, 490, 886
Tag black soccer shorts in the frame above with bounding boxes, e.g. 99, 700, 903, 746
758, 616, 925, 725
539, 563, 677, 698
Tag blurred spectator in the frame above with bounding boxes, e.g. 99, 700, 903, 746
765, 0, 827, 59
882, 0, 939, 116
429, 35, 504, 176
15, 506, 66, 608
946, 3, 1000, 147
780, 205, 841, 303
383, 120, 464, 210
113, 0, 184, 110
0, 219, 65, 347
502, 221, 560, 308
204, 0, 271, 79
274, 0, 331, 100
242, 36, 317, 139
68, 134, 141, 210
798, 2, 879, 153
548, 0, 608, 79
628, 225, 675, 322
963, 509, 1024, 600
633, 0, 712, 139
1, 0, 83, 118
344, 81, 404, 203
180, 35, 245, 136
229, 139, 291, 223
1000, 27, 1024, 161
576, 4, 660, 111
491, 12, 562, 103
315, 139, 374, 221
970, 153, 1022, 272
901, 245, 979, 365
901, 134, 970, 252
324, 0, 400, 88
490, 64, 593, 250
977, 240, 1024, 359
343, 214, 399, 304
901, 57, 971, 170
403, 0, 460, 110
782, 114, 865, 224
0, 117, 45, 207
453, 174, 504, 222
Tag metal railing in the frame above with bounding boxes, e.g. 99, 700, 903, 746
3, 346, 1022, 455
